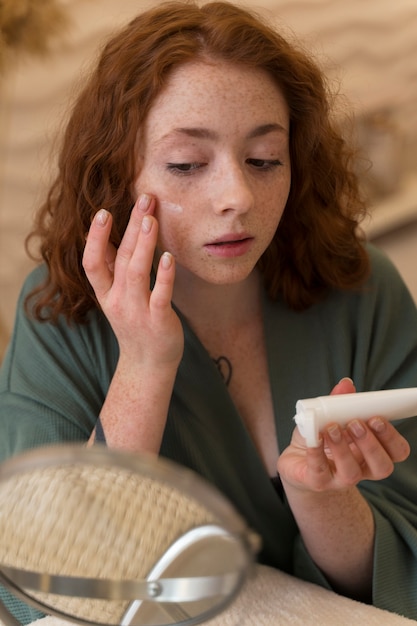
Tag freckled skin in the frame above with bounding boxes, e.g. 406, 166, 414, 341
134, 59, 291, 290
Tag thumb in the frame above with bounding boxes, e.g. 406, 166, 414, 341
331, 376, 356, 396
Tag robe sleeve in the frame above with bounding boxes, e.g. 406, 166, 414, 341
0, 267, 118, 461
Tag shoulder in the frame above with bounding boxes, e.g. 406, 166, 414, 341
298, 242, 417, 347
366, 243, 403, 283
364, 243, 416, 309
19, 263, 48, 295
1, 266, 118, 424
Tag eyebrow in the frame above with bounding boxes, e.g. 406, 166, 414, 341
247, 123, 288, 139
159, 122, 288, 143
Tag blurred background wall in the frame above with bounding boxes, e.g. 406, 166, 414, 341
1, 0, 417, 359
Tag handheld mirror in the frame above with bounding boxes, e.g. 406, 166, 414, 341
0, 445, 259, 626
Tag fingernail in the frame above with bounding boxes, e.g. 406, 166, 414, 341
338, 377, 354, 385
96, 209, 109, 226
138, 193, 151, 212
161, 251, 172, 269
348, 419, 366, 439
328, 425, 342, 443
142, 215, 152, 233
369, 416, 386, 434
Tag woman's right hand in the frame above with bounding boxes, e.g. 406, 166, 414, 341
83, 193, 184, 370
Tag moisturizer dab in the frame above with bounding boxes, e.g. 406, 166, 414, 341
159, 200, 184, 214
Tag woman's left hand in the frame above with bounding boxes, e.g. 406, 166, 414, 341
278, 378, 411, 493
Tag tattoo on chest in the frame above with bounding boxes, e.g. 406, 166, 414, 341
212, 355, 233, 386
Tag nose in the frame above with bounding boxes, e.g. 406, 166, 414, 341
210, 159, 254, 216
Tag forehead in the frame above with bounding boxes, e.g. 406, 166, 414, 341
142, 60, 290, 142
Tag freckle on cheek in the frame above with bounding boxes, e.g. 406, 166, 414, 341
159, 200, 184, 214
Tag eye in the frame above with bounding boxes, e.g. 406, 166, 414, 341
246, 158, 283, 171
166, 162, 206, 176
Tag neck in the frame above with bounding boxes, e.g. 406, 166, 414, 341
172, 270, 263, 333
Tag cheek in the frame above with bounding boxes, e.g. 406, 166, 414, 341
266, 175, 291, 218
156, 214, 189, 254
133, 160, 172, 198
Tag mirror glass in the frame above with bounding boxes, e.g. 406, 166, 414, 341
0, 445, 259, 626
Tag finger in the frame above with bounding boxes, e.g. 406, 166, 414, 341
323, 429, 365, 466
304, 440, 334, 490
82, 209, 114, 297
150, 252, 176, 316
330, 377, 356, 396
122, 214, 159, 292
367, 417, 411, 463
324, 424, 363, 485
346, 420, 396, 479
114, 194, 154, 275
320, 378, 355, 458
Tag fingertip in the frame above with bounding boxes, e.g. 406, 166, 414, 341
95, 209, 111, 227
141, 215, 153, 233
368, 416, 386, 435
339, 376, 355, 386
331, 377, 356, 395
160, 251, 174, 270
134, 193, 155, 215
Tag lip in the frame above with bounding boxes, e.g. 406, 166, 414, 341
208, 232, 252, 245
204, 233, 254, 258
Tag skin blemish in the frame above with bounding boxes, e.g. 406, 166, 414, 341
159, 200, 184, 214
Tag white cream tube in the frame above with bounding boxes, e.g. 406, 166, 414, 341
294, 388, 417, 447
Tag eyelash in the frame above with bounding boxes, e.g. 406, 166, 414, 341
166, 162, 203, 176
247, 158, 283, 171
166, 159, 283, 176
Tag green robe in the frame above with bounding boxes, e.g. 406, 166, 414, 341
1, 244, 417, 623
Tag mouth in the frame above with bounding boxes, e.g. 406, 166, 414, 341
204, 234, 254, 258
208, 233, 252, 245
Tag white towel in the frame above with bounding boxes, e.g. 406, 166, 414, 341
16, 564, 415, 626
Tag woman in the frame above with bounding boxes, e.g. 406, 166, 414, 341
1, 2, 417, 622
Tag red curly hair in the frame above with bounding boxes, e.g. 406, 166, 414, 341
26, 0, 369, 322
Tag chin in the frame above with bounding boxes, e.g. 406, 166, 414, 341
201, 265, 257, 287
175, 256, 260, 288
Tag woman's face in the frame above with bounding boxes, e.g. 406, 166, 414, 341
134, 59, 291, 288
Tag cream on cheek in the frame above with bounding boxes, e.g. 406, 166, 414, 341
155, 200, 190, 259
158, 200, 184, 214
